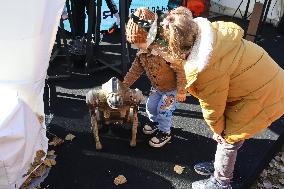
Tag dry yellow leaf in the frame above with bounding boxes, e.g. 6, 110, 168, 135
49, 136, 64, 146
47, 150, 55, 156
24, 150, 46, 177
33, 150, 45, 166
20, 177, 32, 189
37, 114, 44, 124
174, 165, 185, 174
32, 164, 47, 177
65, 133, 76, 141
114, 175, 127, 185
43, 158, 56, 167
36, 150, 46, 159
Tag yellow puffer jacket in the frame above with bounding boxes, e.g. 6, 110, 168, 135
185, 18, 284, 143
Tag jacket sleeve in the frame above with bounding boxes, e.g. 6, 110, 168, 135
123, 56, 144, 88
170, 61, 187, 95
197, 70, 230, 135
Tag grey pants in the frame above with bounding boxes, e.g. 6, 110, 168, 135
214, 140, 244, 184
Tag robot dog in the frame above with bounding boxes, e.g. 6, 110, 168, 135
86, 77, 144, 150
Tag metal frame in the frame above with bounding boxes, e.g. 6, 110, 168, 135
45, 0, 132, 120
48, 0, 75, 80
231, 0, 273, 40
85, 0, 131, 76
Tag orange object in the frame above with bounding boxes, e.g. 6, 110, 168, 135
184, 0, 206, 16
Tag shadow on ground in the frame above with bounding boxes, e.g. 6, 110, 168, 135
42, 93, 284, 189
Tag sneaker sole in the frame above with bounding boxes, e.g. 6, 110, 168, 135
143, 128, 158, 135
194, 169, 213, 176
149, 136, 171, 148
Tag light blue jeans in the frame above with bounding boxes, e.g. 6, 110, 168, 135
146, 88, 177, 132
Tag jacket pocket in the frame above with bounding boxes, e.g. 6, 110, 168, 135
226, 99, 245, 113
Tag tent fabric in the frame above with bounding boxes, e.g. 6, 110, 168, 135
210, 0, 284, 26
0, 89, 48, 189
0, 0, 65, 83
0, 0, 65, 188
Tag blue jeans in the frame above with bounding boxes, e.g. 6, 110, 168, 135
146, 88, 177, 132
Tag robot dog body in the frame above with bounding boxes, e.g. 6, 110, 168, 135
86, 77, 144, 149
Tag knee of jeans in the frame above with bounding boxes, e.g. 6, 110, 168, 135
156, 113, 169, 122
157, 110, 173, 118
146, 103, 157, 114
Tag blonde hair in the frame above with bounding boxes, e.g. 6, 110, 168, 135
162, 7, 199, 59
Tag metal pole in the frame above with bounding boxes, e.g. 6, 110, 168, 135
243, 0, 251, 20
66, 0, 75, 37
119, 0, 130, 76
86, 0, 95, 69
95, 0, 102, 46
60, 19, 73, 75
257, 0, 272, 38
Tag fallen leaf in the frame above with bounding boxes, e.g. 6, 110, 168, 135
32, 164, 47, 178
33, 150, 46, 166
114, 175, 127, 185
49, 136, 64, 146
257, 183, 263, 188
260, 170, 267, 177
263, 180, 273, 188
24, 150, 46, 176
174, 165, 185, 174
274, 184, 283, 189
280, 165, 284, 173
36, 150, 46, 159
281, 156, 284, 163
43, 158, 56, 167
20, 177, 32, 189
65, 133, 76, 141
47, 150, 56, 156
20, 155, 50, 189
268, 169, 277, 175
275, 156, 281, 162
36, 114, 44, 124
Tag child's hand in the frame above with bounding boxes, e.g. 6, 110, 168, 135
213, 133, 226, 144
122, 81, 130, 89
176, 93, 186, 102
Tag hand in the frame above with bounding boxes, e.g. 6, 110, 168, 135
176, 93, 186, 102
213, 133, 226, 144
121, 81, 130, 89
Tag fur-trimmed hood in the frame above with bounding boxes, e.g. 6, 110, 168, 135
183, 17, 244, 88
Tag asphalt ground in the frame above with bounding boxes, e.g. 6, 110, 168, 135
41, 16, 284, 189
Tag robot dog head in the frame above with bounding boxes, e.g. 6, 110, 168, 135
102, 77, 124, 109
106, 93, 123, 109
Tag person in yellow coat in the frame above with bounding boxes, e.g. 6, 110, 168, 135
152, 6, 284, 189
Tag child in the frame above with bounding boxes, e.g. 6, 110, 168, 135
154, 6, 284, 189
122, 7, 187, 148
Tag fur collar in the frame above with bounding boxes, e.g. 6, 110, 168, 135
146, 14, 158, 48
184, 17, 214, 73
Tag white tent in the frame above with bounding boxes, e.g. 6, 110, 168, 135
210, 0, 284, 26
0, 0, 65, 188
